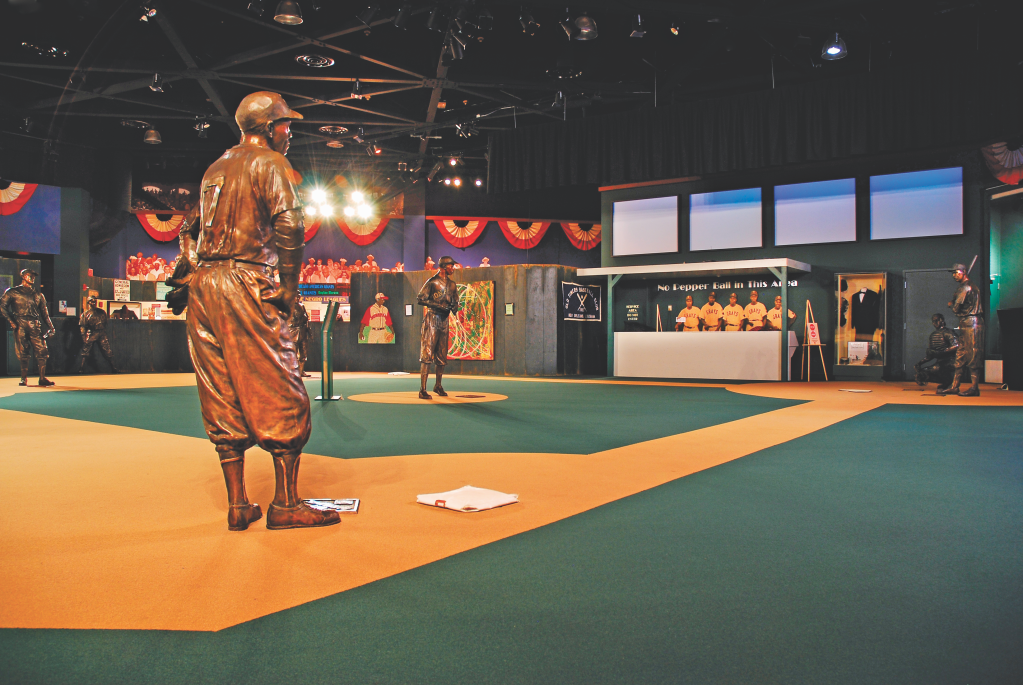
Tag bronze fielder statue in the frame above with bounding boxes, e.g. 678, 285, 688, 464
288, 295, 311, 377
0, 268, 55, 387
416, 256, 459, 399
171, 91, 339, 531
914, 313, 959, 391
938, 262, 985, 397
76, 295, 118, 374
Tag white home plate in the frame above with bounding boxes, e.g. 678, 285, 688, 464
347, 391, 508, 404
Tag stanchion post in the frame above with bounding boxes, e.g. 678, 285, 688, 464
316, 301, 341, 401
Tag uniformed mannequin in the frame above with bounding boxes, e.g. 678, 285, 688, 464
171, 91, 339, 531
675, 295, 702, 332
288, 294, 311, 377
744, 290, 767, 330
76, 295, 118, 374
938, 262, 985, 397
764, 295, 797, 331
722, 292, 744, 332
0, 268, 55, 386
700, 291, 723, 331
914, 313, 959, 391
416, 256, 459, 399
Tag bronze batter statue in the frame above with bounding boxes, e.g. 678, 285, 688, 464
914, 313, 959, 391
288, 295, 311, 377
416, 256, 459, 399
0, 268, 55, 387
76, 295, 118, 374
938, 262, 985, 397
173, 91, 339, 531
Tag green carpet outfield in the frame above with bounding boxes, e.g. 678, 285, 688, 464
0, 378, 800, 458
2, 403, 1021, 684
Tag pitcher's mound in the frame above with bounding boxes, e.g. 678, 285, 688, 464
347, 391, 508, 405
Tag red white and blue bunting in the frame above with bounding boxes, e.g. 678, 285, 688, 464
497, 220, 550, 249
433, 218, 488, 248
0, 182, 38, 216
561, 222, 601, 250
137, 212, 185, 241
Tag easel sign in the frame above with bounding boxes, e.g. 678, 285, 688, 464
802, 301, 828, 381
806, 322, 821, 346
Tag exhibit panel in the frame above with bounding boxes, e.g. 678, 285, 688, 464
614, 331, 798, 381
835, 272, 887, 378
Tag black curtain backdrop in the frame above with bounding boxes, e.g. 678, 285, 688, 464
490, 66, 1023, 192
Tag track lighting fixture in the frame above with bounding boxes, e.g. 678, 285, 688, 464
552, 91, 564, 108
519, 9, 538, 36
149, 73, 163, 92
670, 22, 680, 36
453, 177, 462, 187
394, 2, 412, 29
246, 0, 264, 16
426, 6, 447, 32
474, 178, 483, 187
821, 32, 848, 60
273, 0, 303, 25
194, 117, 210, 139
455, 121, 478, 138
350, 79, 363, 99
444, 32, 464, 62
444, 178, 451, 186
353, 127, 366, 143
477, 7, 493, 31
427, 160, 445, 181
630, 14, 645, 38
144, 128, 162, 145
449, 156, 459, 166
139, 4, 157, 21
357, 2, 382, 27
367, 144, 382, 156
559, 9, 577, 40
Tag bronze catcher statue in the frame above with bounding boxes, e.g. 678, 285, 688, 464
914, 313, 959, 391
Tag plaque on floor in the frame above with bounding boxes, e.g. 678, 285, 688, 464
303, 498, 360, 513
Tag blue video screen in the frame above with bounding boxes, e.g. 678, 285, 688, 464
870, 167, 963, 240
774, 178, 856, 246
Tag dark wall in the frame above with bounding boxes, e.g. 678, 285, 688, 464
427, 182, 600, 221
989, 194, 1023, 358
601, 149, 990, 380
305, 265, 605, 377
90, 215, 181, 279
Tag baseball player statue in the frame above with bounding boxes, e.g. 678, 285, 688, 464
76, 294, 118, 374
0, 268, 55, 387
288, 294, 312, 377
938, 262, 985, 397
914, 313, 959, 391
171, 91, 340, 531
416, 256, 459, 399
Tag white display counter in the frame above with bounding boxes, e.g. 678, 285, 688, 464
614, 331, 799, 381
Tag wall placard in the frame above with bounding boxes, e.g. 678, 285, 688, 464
113, 279, 131, 302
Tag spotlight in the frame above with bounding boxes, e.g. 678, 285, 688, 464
670, 22, 679, 36
350, 79, 363, 100
139, 4, 157, 21
552, 91, 564, 108
274, 0, 303, 25
519, 10, 538, 36
559, 12, 578, 40
306, 205, 318, 217
451, 30, 468, 49
426, 6, 446, 32
343, 205, 355, 216
194, 117, 210, 138
319, 125, 348, 135
574, 13, 597, 40
474, 178, 483, 187
453, 177, 462, 187
311, 189, 327, 203
326, 140, 344, 148
477, 7, 493, 31
149, 73, 163, 92
456, 122, 478, 138
445, 33, 464, 62
366, 144, 382, 156
427, 160, 444, 181
444, 178, 451, 185
449, 156, 458, 166
319, 205, 333, 217
357, 2, 381, 27
357, 204, 372, 218
821, 32, 848, 60
394, 2, 412, 29
351, 191, 364, 202
398, 161, 408, 171
144, 128, 162, 144
20, 117, 33, 133
630, 14, 645, 38
246, 0, 264, 16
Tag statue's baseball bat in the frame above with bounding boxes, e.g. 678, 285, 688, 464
967, 254, 978, 275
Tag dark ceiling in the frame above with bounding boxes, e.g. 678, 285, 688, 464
1, 0, 1021, 193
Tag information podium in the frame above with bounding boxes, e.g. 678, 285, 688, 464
315, 301, 341, 401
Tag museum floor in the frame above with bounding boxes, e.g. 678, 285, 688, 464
1, 373, 1021, 684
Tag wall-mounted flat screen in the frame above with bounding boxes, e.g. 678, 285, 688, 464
775, 178, 856, 246
689, 188, 762, 251
612, 196, 678, 256
870, 167, 963, 240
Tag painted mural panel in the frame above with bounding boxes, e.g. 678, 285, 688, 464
448, 280, 494, 361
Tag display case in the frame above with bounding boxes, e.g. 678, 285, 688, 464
835, 272, 886, 370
